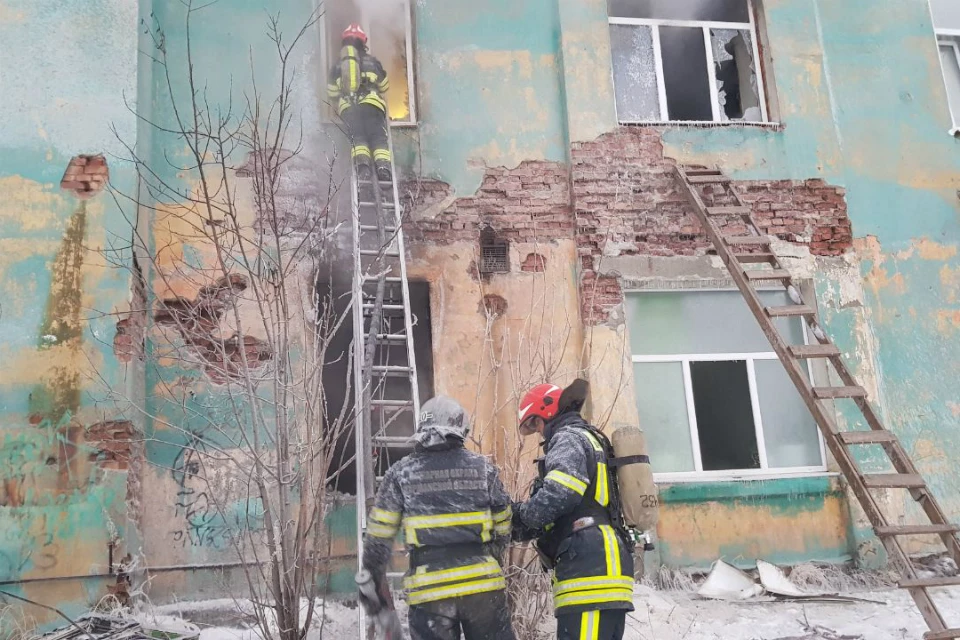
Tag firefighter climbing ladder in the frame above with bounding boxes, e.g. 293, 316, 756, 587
676, 165, 960, 640
351, 129, 420, 635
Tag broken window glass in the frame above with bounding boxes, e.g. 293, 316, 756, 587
660, 26, 713, 121
610, 25, 661, 122
939, 42, 960, 126
633, 362, 696, 473
690, 360, 761, 471
755, 360, 822, 469
609, 0, 750, 23
711, 28, 762, 122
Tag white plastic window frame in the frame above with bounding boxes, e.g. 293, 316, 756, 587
936, 32, 960, 132
609, 1, 769, 125
628, 289, 828, 484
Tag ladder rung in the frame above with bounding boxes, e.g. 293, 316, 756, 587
876, 524, 959, 536
706, 206, 751, 216
363, 276, 402, 283
373, 435, 414, 445
686, 174, 731, 183
726, 236, 771, 246
360, 225, 398, 233
924, 630, 960, 640
863, 473, 926, 489
837, 430, 897, 445
790, 344, 840, 358
766, 305, 815, 317
901, 576, 960, 589
372, 399, 414, 408
376, 333, 407, 342
371, 365, 413, 376
363, 303, 405, 312
733, 252, 777, 264
744, 269, 791, 281
360, 249, 400, 257
813, 386, 867, 399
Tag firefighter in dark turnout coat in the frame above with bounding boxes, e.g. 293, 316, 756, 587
513, 381, 635, 640
362, 396, 517, 640
327, 23, 393, 181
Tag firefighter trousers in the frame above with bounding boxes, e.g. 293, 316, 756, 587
556, 609, 626, 640
342, 103, 390, 171
408, 590, 516, 640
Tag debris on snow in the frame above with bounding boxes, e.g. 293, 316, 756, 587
36, 614, 199, 640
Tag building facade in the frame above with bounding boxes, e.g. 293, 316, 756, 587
1, 0, 959, 627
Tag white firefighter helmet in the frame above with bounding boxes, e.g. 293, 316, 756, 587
414, 396, 470, 446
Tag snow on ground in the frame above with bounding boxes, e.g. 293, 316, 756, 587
146, 586, 960, 639
625, 586, 960, 640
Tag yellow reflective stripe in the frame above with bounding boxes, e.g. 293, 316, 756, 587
352, 146, 371, 158
327, 83, 340, 98
373, 150, 392, 161
379, 81, 390, 92
406, 576, 506, 605
494, 521, 511, 536
555, 588, 633, 609
403, 560, 501, 590
545, 470, 587, 495
580, 610, 600, 640
367, 522, 399, 538
595, 462, 609, 507
582, 431, 603, 451
404, 511, 494, 545
492, 506, 512, 523
370, 507, 401, 525
600, 525, 621, 577
554, 576, 634, 596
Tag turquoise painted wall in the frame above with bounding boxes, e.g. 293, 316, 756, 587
0, 0, 139, 628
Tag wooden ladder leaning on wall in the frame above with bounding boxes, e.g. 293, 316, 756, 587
675, 165, 960, 640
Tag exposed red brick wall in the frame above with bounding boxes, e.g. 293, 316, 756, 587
114, 259, 147, 364
520, 253, 546, 272
572, 128, 851, 324
60, 154, 109, 199
401, 129, 852, 328
401, 161, 573, 245
86, 420, 134, 470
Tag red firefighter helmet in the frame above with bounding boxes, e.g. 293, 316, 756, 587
518, 383, 563, 435
342, 23, 368, 44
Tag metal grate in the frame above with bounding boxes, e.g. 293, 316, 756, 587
480, 243, 509, 274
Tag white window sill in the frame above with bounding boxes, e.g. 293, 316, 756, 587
620, 120, 784, 131
390, 121, 418, 129
653, 469, 837, 484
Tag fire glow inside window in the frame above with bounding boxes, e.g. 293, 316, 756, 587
608, 0, 768, 124
932, 0, 960, 129
325, 0, 416, 124
625, 290, 826, 481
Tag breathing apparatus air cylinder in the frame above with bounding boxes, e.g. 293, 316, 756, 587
611, 424, 659, 530
340, 44, 363, 99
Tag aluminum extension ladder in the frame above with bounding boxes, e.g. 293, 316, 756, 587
351, 130, 420, 635
675, 165, 960, 640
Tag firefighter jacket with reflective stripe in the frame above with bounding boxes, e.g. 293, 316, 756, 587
362, 442, 513, 606
517, 412, 635, 615
327, 45, 389, 115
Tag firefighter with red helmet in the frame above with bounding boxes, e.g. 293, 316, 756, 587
327, 23, 393, 181
513, 380, 635, 640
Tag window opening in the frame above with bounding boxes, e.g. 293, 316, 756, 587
479, 226, 510, 274
324, 0, 416, 124
626, 289, 825, 481
690, 360, 760, 471
932, 0, 960, 129
608, 0, 768, 123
